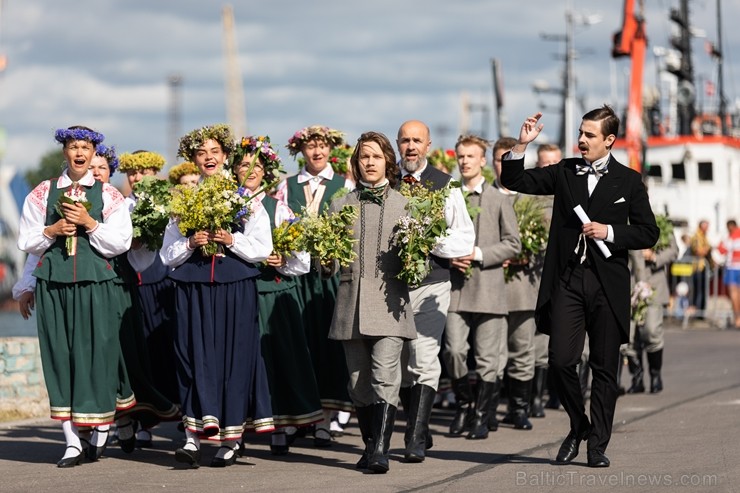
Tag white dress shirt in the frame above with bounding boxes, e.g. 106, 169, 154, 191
250, 191, 310, 277
274, 166, 354, 205
159, 197, 273, 268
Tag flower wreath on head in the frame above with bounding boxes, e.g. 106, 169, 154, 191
118, 151, 166, 173
168, 161, 200, 185
54, 127, 105, 146
286, 125, 345, 157
95, 144, 119, 174
177, 124, 235, 160
232, 135, 285, 186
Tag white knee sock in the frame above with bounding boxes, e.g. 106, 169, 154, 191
337, 411, 351, 425
183, 429, 200, 451
61, 421, 81, 459
91, 425, 110, 448
214, 441, 239, 460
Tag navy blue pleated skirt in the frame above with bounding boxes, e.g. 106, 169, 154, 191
173, 278, 274, 440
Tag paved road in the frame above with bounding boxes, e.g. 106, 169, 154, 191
1, 323, 738, 493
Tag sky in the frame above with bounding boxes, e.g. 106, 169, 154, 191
1, 0, 739, 187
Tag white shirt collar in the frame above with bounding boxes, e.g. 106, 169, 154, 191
585, 153, 611, 169
464, 175, 486, 194
297, 165, 335, 184
57, 169, 95, 188
400, 162, 427, 181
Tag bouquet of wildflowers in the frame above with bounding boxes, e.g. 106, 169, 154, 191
427, 148, 458, 174
504, 196, 549, 282
631, 280, 654, 325
653, 214, 674, 252
130, 177, 172, 251
169, 171, 247, 257
271, 218, 305, 258
393, 182, 452, 287
296, 204, 358, 267
55, 184, 91, 256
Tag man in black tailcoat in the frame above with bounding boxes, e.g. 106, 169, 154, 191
501, 106, 658, 468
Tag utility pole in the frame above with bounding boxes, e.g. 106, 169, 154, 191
167, 74, 183, 168
222, 5, 247, 139
490, 58, 509, 139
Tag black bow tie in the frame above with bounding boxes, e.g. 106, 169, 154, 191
402, 174, 419, 185
359, 185, 386, 205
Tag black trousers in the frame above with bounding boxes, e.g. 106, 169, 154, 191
548, 261, 622, 453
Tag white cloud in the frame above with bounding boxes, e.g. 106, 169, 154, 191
1, 0, 739, 177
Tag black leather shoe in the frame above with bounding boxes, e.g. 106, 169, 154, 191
57, 445, 83, 468
270, 432, 289, 456
555, 427, 589, 464
210, 444, 240, 467
135, 429, 153, 449
175, 447, 201, 468
86, 428, 110, 462
313, 427, 332, 448
587, 449, 610, 467
117, 420, 137, 454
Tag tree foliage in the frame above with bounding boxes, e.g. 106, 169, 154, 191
24, 149, 65, 188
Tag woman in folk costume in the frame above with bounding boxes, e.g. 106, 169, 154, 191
232, 135, 323, 455
274, 125, 354, 446
328, 131, 416, 473
17, 127, 136, 467
109, 150, 180, 452
161, 124, 274, 468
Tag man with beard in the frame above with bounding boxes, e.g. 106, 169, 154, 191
501, 107, 658, 468
395, 120, 475, 462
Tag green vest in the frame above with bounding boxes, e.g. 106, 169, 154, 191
33, 179, 119, 283
286, 172, 345, 215
256, 195, 298, 293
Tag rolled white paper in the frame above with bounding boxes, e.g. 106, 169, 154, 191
573, 205, 612, 259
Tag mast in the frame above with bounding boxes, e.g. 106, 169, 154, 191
612, 0, 647, 172
222, 5, 247, 139
668, 0, 696, 136
716, 0, 727, 136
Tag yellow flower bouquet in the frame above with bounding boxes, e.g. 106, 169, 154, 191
169, 171, 247, 256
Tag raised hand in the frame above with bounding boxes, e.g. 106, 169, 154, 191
518, 112, 545, 145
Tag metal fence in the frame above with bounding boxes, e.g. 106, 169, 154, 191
669, 256, 735, 328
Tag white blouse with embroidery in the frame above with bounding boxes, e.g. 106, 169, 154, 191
17, 170, 132, 258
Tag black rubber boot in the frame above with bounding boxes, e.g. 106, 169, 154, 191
647, 349, 663, 393
504, 377, 533, 430
530, 367, 547, 418
403, 384, 435, 463
354, 406, 374, 469
367, 402, 396, 474
627, 339, 645, 393
448, 376, 474, 435
467, 377, 497, 439
487, 377, 502, 431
